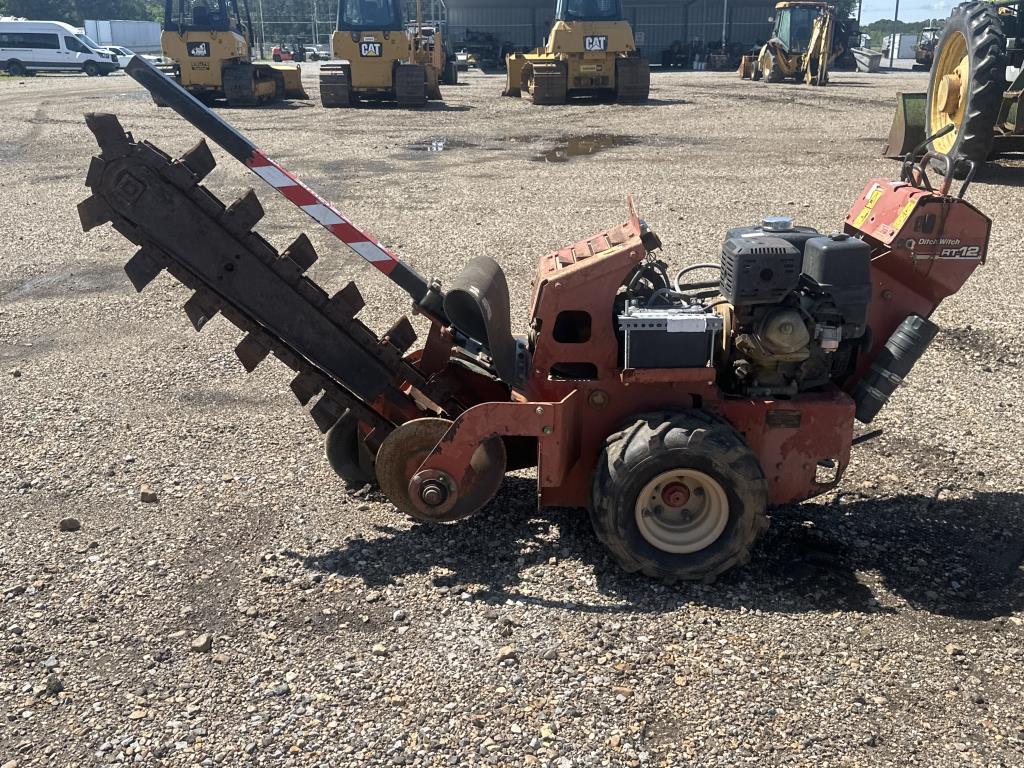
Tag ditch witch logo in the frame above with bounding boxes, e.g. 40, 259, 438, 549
187, 42, 210, 57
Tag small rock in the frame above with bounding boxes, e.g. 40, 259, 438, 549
392, 609, 408, 622
364, 591, 381, 603
190, 634, 213, 653
40, 656, 58, 670
496, 645, 517, 663
58, 517, 81, 532
9, 368, 21, 378
212, 653, 229, 664
371, 643, 389, 657
2, 760, 19, 768
945, 643, 966, 657
45, 674, 63, 695
609, 734, 622, 748
140, 485, 159, 504
541, 648, 558, 660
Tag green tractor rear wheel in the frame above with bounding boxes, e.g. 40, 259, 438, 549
926, 2, 1007, 169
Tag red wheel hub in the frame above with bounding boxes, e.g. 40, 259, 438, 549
661, 482, 690, 508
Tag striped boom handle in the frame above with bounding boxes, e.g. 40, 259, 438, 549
246, 150, 399, 274
124, 56, 431, 303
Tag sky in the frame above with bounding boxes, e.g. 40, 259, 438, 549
857, 0, 958, 24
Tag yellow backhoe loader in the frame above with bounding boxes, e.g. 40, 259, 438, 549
320, 0, 451, 108
503, 0, 649, 105
739, 1, 835, 85
884, 0, 1023, 175
157, 0, 306, 106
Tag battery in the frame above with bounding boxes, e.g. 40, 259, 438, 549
618, 306, 724, 369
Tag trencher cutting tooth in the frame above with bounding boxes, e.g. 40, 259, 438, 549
123, 247, 167, 292
183, 289, 222, 331
79, 113, 456, 439
178, 139, 216, 181
235, 331, 272, 372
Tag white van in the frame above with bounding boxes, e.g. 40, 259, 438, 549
0, 19, 119, 76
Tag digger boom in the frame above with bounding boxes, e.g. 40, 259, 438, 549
124, 56, 434, 306
77, 112, 464, 442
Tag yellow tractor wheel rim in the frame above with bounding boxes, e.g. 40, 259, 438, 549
929, 31, 970, 154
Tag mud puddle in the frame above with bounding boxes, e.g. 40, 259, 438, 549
406, 137, 478, 153
533, 134, 639, 163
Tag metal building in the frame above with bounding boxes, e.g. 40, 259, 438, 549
443, 0, 776, 61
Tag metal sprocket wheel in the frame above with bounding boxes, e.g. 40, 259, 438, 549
375, 418, 506, 523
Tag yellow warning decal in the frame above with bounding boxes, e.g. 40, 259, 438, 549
853, 185, 884, 228
892, 198, 918, 231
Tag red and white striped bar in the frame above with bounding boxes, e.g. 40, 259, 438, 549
247, 150, 399, 276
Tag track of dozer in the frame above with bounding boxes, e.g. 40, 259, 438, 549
77, 112, 461, 445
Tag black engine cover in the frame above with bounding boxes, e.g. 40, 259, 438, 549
720, 235, 802, 307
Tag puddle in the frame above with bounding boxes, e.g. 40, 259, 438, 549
406, 137, 478, 153
533, 134, 639, 163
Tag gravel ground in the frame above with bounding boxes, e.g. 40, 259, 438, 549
1, 65, 1023, 767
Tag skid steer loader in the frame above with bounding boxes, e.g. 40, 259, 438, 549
738, 1, 836, 85
156, 0, 307, 107
884, 1, 1024, 173
503, 0, 649, 104
82, 57, 991, 583
320, 0, 448, 108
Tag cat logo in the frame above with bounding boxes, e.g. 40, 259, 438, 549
360, 42, 383, 57
186, 42, 210, 57
584, 35, 608, 51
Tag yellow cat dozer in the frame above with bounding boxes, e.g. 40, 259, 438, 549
320, 0, 452, 108
739, 1, 835, 85
503, 0, 649, 104
157, 0, 306, 106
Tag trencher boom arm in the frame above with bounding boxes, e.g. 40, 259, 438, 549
124, 56, 441, 312
79, 57, 463, 441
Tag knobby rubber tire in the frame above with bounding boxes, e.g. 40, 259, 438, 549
591, 411, 768, 583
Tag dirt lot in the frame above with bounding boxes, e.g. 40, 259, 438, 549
1, 65, 1023, 767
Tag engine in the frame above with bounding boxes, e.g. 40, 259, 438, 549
616, 216, 872, 399
717, 216, 872, 397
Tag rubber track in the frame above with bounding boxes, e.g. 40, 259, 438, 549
529, 62, 567, 105
590, 410, 769, 583
222, 63, 259, 106
78, 113, 453, 439
320, 63, 352, 108
928, 2, 1008, 165
615, 57, 650, 102
395, 64, 427, 108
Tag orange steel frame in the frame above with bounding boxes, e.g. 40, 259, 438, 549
403, 180, 989, 516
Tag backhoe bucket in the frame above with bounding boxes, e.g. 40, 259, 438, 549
883, 91, 926, 159
268, 63, 309, 99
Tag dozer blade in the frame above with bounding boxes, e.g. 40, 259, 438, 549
79, 112, 455, 437
884, 91, 927, 159
266, 63, 309, 99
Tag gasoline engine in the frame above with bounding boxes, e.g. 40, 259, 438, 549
616, 216, 872, 399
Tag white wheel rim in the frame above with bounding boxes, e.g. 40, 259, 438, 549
634, 469, 729, 554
